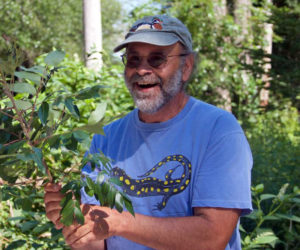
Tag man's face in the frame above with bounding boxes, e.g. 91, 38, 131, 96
124, 42, 186, 114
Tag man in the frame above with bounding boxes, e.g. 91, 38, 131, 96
44, 15, 252, 250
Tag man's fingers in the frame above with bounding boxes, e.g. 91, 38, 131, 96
70, 231, 97, 249
44, 192, 64, 204
45, 201, 62, 214
44, 183, 61, 192
54, 220, 64, 230
62, 222, 80, 239
46, 209, 61, 223
64, 224, 91, 245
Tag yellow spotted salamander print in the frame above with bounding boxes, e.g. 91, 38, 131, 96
111, 154, 192, 210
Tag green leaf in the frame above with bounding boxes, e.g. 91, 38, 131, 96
74, 201, 84, 225
76, 121, 105, 134
14, 71, 41, 83
86, 176, 95, 190
44, 50, 65, 66
107, 188, 116, 208
115, 192, 123, 213
20, 220, 39, 232
65, 97, 80, 119
60, 199, 75, 226
123, 195, 135, 217
38, 102, 49, 125
20, 65, 46, 76
93, 183, 105, 205
96, 172, 105, 184
5, 240, 27, 250
32, 223, 52, 235
47, 135, 61, 149
8, 83, 36, 94
84, 185, 94, 197
260, 194, 276, 201
60, 192, 73, 208
109, 177, 123, 187
6, 99, 32, 110
73, 130, 89, 143
275, 213, 300, 223
76, 85, 106, 100
32, 147, 46, 175
88, 102, 107, 125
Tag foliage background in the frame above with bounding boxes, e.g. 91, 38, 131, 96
0, 0, 299, 249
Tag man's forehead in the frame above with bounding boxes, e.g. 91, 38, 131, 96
126, 42, 180, 54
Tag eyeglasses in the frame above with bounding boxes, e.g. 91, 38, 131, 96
121, 53, 189, 69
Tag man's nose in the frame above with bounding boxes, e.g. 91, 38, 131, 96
135, 58, 153, 76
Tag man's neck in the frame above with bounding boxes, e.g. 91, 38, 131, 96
138, 92, 189, 123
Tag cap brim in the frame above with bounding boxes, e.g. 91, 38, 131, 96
113, 31, 179, 52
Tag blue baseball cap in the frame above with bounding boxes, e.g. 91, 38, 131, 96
113, 15, 193, 52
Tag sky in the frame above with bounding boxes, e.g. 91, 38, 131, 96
121, 0, 150, 12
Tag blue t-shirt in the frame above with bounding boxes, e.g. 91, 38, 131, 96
81, 97, 253, 250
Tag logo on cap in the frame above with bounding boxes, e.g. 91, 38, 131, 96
130, 17, 163, 32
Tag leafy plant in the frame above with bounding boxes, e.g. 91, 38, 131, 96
241, 183, 300, 249
0, 43, 134, 235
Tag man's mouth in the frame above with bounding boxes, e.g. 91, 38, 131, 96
136, 83, 158, 89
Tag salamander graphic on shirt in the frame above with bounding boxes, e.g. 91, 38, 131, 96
110, 154, 192, 210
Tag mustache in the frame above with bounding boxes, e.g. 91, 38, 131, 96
128, 74, 162, 85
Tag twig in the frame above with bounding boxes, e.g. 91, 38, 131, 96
3, 139, 25, 147
0, 109, 14, 119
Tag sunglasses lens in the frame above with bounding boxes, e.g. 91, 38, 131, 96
122, 54, 167, 68
124, 55, 140, 68
148, 55, 166, 68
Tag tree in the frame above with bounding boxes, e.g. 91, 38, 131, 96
0, 0, 123, 65
83, 0, 103, 70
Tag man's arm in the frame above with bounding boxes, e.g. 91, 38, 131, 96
63, 205, 241, 250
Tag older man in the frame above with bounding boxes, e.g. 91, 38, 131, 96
44, 15, 252, 250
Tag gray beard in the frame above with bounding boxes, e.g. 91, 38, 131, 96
125, 69, 183, 114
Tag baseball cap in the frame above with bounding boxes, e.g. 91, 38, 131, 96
113, 15, 193, 53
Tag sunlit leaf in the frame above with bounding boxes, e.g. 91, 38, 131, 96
76, 121, 105, 134
6, 99, 32, 110
44, 50, 65, 66
107, 188, 116, 208
20, 65, 46, 76
8, 83, 36, 95
115, 192, 123, 213
88, 102, 107, 125
260, 194, 276, 201
14, 71, 41, 83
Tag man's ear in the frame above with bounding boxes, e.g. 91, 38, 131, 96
182, 54, 194, 83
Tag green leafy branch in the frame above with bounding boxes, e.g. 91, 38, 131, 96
0, 43, 134, 227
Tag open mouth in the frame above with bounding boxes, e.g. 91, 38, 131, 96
137, 83, 158, 89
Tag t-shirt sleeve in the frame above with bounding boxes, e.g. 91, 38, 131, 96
192, 114, 253, 216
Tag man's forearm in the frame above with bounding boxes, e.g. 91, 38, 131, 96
108, 207, 240, 250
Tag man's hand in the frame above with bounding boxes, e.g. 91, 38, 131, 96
44, 183, 64, 229
62, 204, 114, 249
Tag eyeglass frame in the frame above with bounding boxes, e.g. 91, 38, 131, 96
120, 52, 190, 69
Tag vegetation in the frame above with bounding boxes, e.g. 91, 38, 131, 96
0, 0, 299, 249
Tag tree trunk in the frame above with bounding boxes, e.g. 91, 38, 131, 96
83, 0, 103, 71
214, 0, 232, 112
234, 0, 251, 46
260, 0, 273, 107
